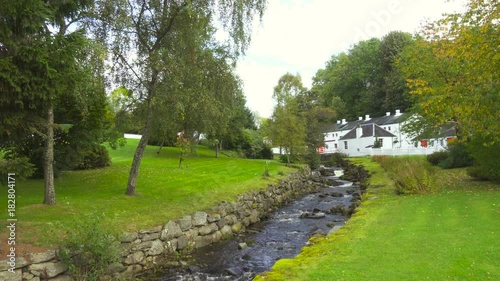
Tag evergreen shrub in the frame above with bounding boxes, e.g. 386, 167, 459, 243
76, 144, 112, 170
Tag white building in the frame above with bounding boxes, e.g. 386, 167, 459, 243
319, 110, 456, 157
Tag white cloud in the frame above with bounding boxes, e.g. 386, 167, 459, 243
237, 0, 468, 118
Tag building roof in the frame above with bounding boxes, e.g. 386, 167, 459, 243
340, 123, 396, 140
322, 111, 408, 133
417, 122, 457, 140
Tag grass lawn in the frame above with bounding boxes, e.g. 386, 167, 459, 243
256, 157, 499, 281
0, 140, 295, 248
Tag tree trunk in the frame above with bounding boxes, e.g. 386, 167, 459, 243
287, 147, 291, 166
215, 139, 219, 158
126, 101, 154, 196
43, 105, 56, 205
157, 131, 168, 155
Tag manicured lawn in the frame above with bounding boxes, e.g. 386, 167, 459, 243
256, 157, 499, 281
0, 140, 295, 247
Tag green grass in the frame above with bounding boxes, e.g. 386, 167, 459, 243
0, 140, 295, 246
256, 157, 499, 281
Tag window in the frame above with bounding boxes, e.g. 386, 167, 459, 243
388, 126, 391, 131
344, 141, 348, 149
379, 138, 383, 147
334, 143, 338, 149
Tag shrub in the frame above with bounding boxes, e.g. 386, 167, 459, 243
427, 151, 448, 166
259, 145, 274, 160
328, 152, 349, 167
466, 137, 500, 181
279, 154, 290, 164
262, 161, 271, 178
0, 157, 35, 183
75, 145, 111, 170
59, 214, 119, 281
373, 156, 437, 194
241, 129, 271, 159
304, 148, 321, 169
3, 127, 76, 178
438, 143, 473, 169
279, 153, 300, 164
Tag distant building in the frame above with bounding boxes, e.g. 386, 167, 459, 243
319, 110, 456, 157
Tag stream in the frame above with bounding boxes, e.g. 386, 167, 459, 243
156, 169, 360, 281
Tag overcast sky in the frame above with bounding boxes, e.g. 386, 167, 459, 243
236, 0, 468, 118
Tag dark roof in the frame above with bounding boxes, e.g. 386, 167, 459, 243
320, 123, 340, 134
340, 124, 396, 140
323, 113, 407, 133
443, 123, 457, 138
417, 122, 457, 140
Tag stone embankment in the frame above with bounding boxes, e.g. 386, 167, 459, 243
1, 167, 326, 281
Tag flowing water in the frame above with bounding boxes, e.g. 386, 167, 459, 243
157, 173, 359, 281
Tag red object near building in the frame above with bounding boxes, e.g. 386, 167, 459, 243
420, 140, 428, 148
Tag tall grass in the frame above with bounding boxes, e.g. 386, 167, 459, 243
372, 156, 436, 194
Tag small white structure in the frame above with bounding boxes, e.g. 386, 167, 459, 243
124, 133, 142, 139
319, 110, 455, 157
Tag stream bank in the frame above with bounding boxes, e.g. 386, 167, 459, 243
151, 165, 366, 281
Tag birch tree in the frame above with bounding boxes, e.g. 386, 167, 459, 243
93, 0, 266, 195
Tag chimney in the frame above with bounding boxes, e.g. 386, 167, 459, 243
365, 114, 371, 121
358, 117, 363, 121
356, 124, 362, 139
386, 112, 390, 116
336, 120, 341, 124
342, 119, 347, 124
395, 109, 402, 116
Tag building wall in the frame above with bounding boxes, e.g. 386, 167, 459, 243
321, 117, 451, 157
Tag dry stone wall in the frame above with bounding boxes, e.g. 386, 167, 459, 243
1, 167, 317, 281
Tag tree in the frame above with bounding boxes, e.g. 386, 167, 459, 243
399, 0, 499, 143
94, 0, 266, 195
379, 31, 414, 112
0, 0, 104, 205
268, 73, 307, 165
313, 39, 384, 119
296, 89, 335, 169
220, 93, 257, 152
399, 0, 499, 179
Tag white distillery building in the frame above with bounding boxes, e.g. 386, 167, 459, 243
319, 110, 456, 157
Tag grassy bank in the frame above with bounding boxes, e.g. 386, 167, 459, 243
0, 140, 295, 247
256, 157, 499, 281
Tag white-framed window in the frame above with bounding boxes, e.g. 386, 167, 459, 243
344, 141, 348, 149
